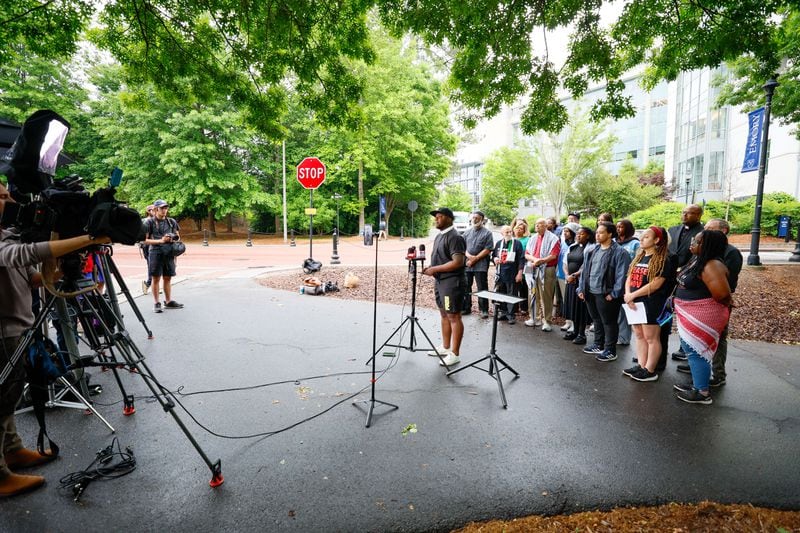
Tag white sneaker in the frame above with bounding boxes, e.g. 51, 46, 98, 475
541, 322, 552, 332
427, 345, 450, 357
589, 324, 595, 332
524, 318, 536, 327
439, 353, 460, 366
561, 321, 572, 331
142, 281, 149, 295
534, 319, 543, 326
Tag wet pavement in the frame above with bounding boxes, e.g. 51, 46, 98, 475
4, 267, 799, 532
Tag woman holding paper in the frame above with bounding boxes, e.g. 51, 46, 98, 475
622, 226, 676, 382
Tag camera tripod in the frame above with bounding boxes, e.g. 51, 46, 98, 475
365, 257, 450, 370
3, 261, 223, 487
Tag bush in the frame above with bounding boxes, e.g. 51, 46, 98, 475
628, 194, 800, 235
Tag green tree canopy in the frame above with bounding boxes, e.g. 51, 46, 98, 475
438, 183, 472, 213
531, 110, 616, 218
5, 1, 795, 136
571, 159, 663, 220
479, 146, 538, 225
716, 9, 800, 139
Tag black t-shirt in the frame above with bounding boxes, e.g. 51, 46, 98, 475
566, 242, 586, 277
629, 253, 677, 302
431, 228, 466, 280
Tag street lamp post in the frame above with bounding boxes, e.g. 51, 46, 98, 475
685, 177, 690, 204
747, 77, 779, 266
331, 193, 342, 264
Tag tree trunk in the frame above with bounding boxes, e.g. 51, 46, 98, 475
207, 200, 217, 237
358, 159, 365, 233
226, 213, 233, 232
194, 218, 202, 232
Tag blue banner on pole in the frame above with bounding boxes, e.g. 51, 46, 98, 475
742, 107, 765, 173
379, 195, 386, 217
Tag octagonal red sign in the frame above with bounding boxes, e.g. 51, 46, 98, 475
296, 157, 326, 190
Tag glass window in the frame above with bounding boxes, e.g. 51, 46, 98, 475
708, 151, 724, 191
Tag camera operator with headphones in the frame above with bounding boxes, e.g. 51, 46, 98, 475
0, 181, 111, 497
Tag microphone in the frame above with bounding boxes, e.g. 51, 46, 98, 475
406, 245, 417, 260
418, 244, 426, 260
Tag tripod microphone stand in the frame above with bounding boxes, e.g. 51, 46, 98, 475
352, 227, 398, 427
365, 256, 450, 370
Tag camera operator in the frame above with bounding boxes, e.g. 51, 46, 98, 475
0, 181, 111, 497
143, 199, 183, 313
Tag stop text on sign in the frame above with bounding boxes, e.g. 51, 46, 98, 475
296, 157, 326, 190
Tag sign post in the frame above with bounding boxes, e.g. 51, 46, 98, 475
297, 157, 326, 263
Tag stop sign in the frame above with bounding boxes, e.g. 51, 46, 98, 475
296, 157, 326, 190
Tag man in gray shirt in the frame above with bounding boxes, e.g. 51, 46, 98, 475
461, 210, 494, 318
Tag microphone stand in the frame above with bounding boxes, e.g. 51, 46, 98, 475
352, 229, 398, 427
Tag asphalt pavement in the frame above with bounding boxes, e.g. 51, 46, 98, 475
4, 268, 799, 532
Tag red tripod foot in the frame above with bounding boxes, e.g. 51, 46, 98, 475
209, 460, 224, 488
123, 395, 136, 415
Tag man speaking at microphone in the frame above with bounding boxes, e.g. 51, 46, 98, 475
0, 181, 111, 497
422, 207, 467, 367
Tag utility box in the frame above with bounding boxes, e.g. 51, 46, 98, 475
777, 215, 791, 241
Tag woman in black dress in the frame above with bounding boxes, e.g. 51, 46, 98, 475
622, 226, 676, 382
563, 226, 594, 345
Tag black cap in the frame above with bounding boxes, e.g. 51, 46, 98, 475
430, 207, 454, 218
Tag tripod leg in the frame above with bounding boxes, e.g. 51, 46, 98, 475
89, 290, 223, 485
56, 376, 115, 432
104, 253, 154, 339
53, 298, 92, 401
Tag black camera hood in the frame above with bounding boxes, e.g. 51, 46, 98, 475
2, 110, 70, 195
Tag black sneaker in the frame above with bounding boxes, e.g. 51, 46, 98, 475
632, 356, 638, 363
480, 312, 489, 319
153, 302, 163, 314
164, 300, 184, 309
630, 368, 659, 382
563, 331, 577, 340
709, 376, 726, 388
673, 382, 694, 393
671, 349, 687, 361
595, 349, 617, 362
582, 343, 603, 354
507, 317, 516, 325
676, 388, 712, 405
572, 335, 587, 345
677, 364, 691, 374
622, 364, 642, 377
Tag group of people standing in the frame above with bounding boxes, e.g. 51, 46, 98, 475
424, 204, 741, 406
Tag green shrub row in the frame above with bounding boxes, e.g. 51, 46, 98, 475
627, 193, 800, 235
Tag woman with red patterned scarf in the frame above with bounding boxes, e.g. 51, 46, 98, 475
672, 230, 732, 405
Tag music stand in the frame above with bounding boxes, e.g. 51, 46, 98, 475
446, 290, 521, 408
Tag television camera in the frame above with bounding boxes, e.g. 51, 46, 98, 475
0, 110, 142, 251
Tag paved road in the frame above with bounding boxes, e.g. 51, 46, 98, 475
5, 271, 799, 531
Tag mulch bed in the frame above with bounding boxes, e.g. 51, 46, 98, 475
455, 501, 800, 532
258, 264, 800, 345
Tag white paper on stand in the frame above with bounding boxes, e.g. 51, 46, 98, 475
622, 302, 648, 324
